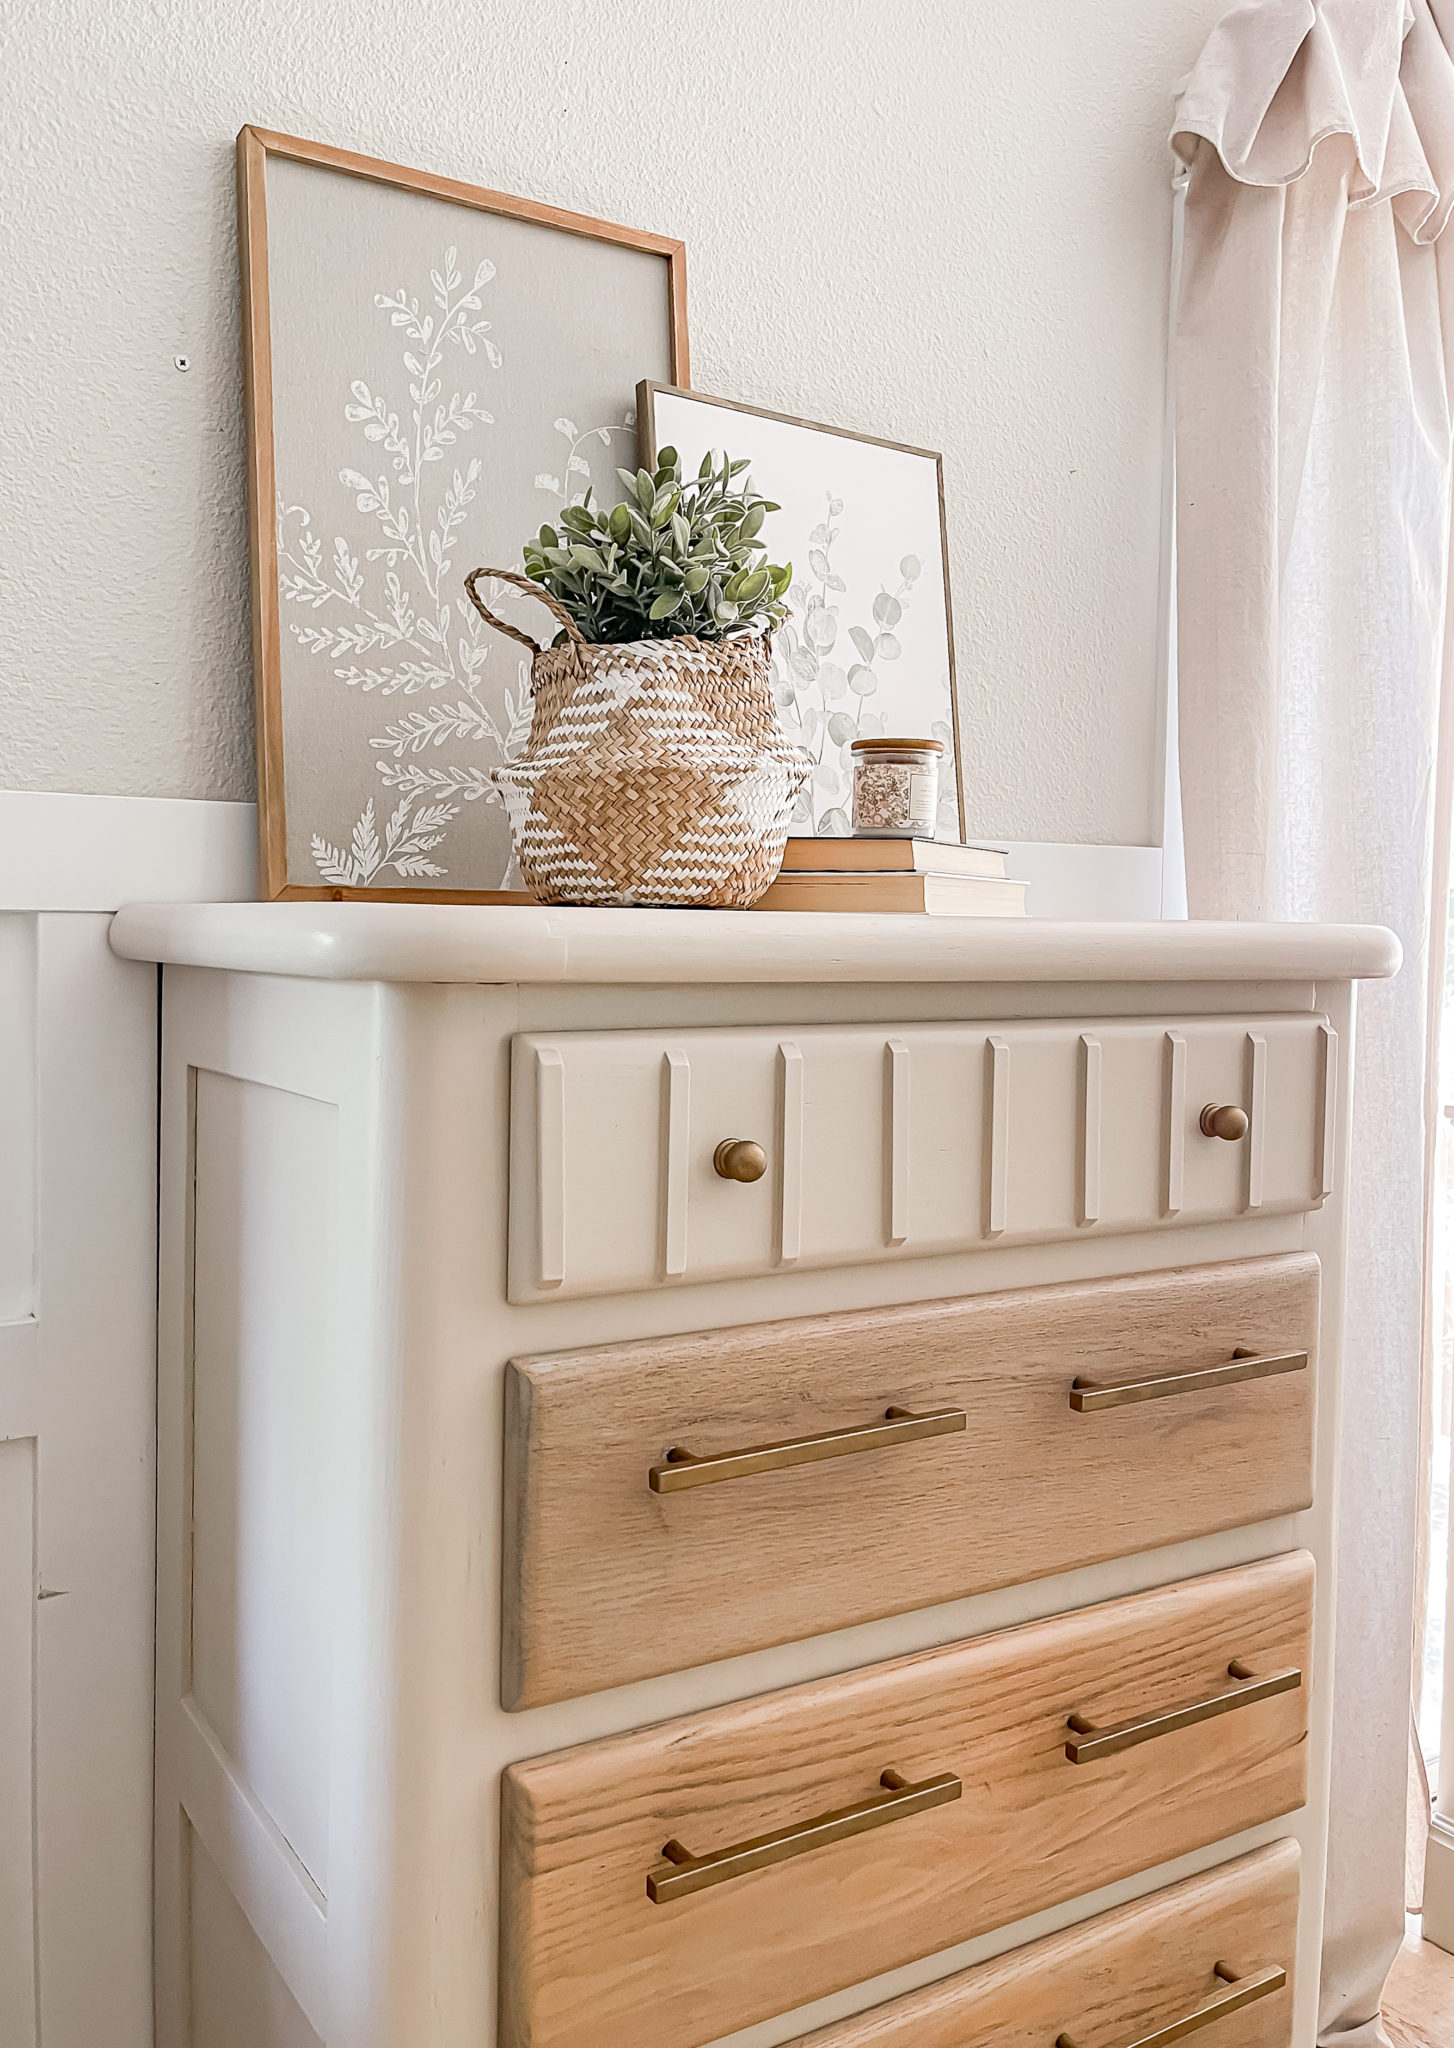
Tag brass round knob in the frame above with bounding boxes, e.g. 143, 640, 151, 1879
1200, 1103, 1250, 1142
713, 1139, 767, 1183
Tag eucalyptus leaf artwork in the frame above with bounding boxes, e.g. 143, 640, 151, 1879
239, 129, 686, 898
637, 384, 961, 839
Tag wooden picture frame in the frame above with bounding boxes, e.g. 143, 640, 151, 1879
238, 127, 689, 900
637, 382, 963, 842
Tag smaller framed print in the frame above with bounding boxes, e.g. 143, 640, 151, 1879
637, 382, 962, 840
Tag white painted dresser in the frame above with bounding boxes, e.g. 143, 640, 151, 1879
107, 902, 1400, 2048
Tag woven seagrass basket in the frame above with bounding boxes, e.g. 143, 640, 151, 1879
465, 569, 811, 908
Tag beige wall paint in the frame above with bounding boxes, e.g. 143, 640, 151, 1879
0, 0, 1225, 842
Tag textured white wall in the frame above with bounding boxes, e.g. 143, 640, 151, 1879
0, 0, 1225, 842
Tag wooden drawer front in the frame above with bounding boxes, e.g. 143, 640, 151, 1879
792, 1839, 1299, 2048
507, 1014, 1337, 1299
499, 1552, 1313, 2048
503, 1254, 1318, 1707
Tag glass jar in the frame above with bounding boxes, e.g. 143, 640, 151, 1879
850, 737, 943, 838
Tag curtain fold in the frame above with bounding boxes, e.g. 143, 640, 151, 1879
1173, 5, 1454, 2043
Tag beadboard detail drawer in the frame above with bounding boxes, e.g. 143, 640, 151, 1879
499, 1551, 1313, 2048
790, 1839, 1299, 2048
503, 1253, 1319, 1707
506, 1014, 1338, 1300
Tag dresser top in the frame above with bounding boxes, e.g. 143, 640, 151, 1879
107, 902, 1402, 987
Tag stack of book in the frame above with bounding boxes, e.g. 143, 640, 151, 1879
754, 838, 1027, 915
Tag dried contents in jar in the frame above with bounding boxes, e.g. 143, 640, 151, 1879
850, 737, 943, 838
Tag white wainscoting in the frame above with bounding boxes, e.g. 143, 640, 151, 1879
0, 790, 254, 2048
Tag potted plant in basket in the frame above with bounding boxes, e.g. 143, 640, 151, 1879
464, 449, 810, 907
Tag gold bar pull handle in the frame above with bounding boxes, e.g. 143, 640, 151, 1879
1065, 1662, 1302, 1764
649, 1404, 966, 1493
646, 1766, 961, 1902
1056, 1959, 1287, 2048
1069, 1347, 1307, 1413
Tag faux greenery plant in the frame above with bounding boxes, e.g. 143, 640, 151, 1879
522, 447, 792, 644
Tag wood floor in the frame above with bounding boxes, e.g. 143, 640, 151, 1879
1384, 1930, 1454, 2048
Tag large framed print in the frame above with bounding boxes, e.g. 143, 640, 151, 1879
637, 382, 962, 840
239, 127, 688, 899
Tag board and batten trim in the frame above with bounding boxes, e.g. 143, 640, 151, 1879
778, 1040, 805, 1264
662, 1050, 691, 1280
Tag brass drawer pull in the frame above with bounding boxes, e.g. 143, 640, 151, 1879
1200, 1102, 1250, 1141
1069, 1347, 1308, 1413
1065, 1662, 1302, 1763
1056, 1959, 1287, 2048
713, 1138, 768, 1182
649, 1404, 966, 1493
645, 1767, 961, 1902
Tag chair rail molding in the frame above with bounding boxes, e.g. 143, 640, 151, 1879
0, 789, 258, 910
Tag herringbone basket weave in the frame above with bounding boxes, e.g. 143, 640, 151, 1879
465, 569, 811, 907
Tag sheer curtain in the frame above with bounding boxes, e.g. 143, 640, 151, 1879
1173, 3, 1454, 2041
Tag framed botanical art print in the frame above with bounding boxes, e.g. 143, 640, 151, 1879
637, 382, 962, 839
239, 127, 688, 898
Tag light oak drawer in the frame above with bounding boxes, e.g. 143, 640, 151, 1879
503, 1253, 1318, 1706
507, 1013, 1337, 1300
792, 1838, 1299, 2048
499, 1551, 1313, 2048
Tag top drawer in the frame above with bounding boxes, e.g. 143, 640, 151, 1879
508, 1014, 1337, 1301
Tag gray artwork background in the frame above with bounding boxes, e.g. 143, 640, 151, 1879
648, 390, 959, 840
265, 156, 674, 889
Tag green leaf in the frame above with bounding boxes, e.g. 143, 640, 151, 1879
650, 485, 681, 529
608, 503, 632, 541
657, 445, 678, 471
739, 504, 765, 542
538, 524, 559, 549
649, 590, 684, 619
684, 567, 709, 593
636, 468, 657, 509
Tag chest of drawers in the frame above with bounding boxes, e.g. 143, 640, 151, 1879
110, 903, 1399, 2048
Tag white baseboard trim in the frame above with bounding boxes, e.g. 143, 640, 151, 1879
1005, 842, 1165, 921
0, 792, 257, 911
0, 792, 1164, 922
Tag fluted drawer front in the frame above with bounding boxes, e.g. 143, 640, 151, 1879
499, 1552, 1314, 2048
503, 1254, 1319, 1707
791, 1839, 1299, 2048
506, 1014, 1337, 1300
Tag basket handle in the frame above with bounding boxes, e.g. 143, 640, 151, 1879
464, 567, 586, 655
